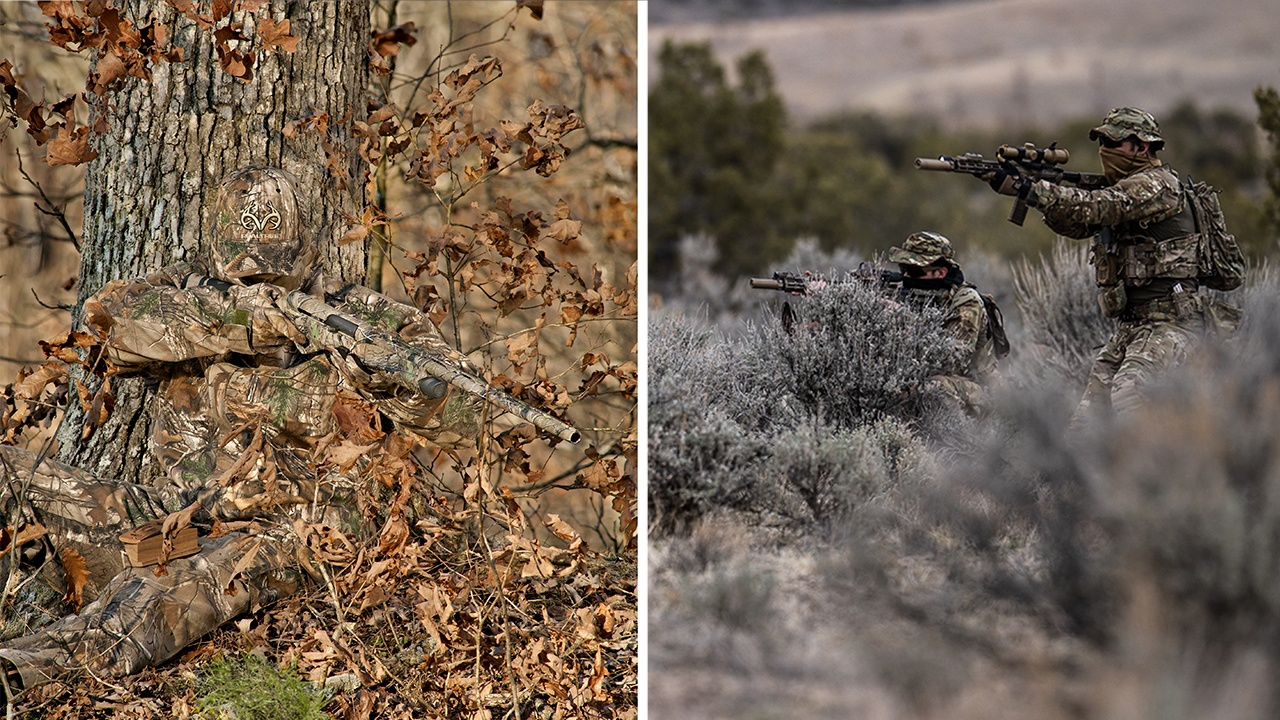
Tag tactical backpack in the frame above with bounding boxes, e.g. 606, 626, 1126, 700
1185, 176, 1245, 291
980, 293, 1011, 358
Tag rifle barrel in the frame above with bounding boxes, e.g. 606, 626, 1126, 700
285, 292, 582, 444
749, 278, 785, 290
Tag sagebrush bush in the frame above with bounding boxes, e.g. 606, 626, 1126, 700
744, 279, 962, 430
649, 277, 962, 534
648, 311, 772, 533
1011, 240, 1112, 387
769, 423, 888, 525
653, 239, 1280, 718
1107, 280, 1280, 639
930, 272, 1280, 654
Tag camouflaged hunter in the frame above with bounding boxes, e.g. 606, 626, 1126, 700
887, 232, 1005, 414
983, 107, 1245, 422
0, 167, 482, 695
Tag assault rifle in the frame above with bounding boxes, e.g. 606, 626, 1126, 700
749, 263, 904, 294
915, 142, 1108, 226
185, 274, 581, 443
749, 264, 904, 334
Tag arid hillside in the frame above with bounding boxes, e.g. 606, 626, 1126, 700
651, 0, 1280, 129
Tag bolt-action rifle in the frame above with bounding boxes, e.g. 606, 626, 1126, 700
185, 274, 581, 443
914, 142, 1108, 226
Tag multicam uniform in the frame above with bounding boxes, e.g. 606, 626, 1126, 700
0, 168, 478, 692
889, 232, 1000, 413
1023, 108, 1214, 421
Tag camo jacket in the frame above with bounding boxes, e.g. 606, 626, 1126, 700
902, 283, 996, 380
1030, 164, 1184, 239
1031, 164, 1206, 306
84, 262, 479, 525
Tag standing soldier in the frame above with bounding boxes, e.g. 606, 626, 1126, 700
888, 231, 1006, 414
0, 167, 480, 695
985, 107, 1243, 424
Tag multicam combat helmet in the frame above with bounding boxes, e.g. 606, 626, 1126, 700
1088, 107, 1164, 149
888, 231, 955, 268
210, 166, 311, 285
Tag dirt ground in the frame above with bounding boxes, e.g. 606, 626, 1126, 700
650, 0, 1280, 129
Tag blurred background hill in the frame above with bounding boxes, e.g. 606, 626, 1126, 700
650, 0, 1279, 127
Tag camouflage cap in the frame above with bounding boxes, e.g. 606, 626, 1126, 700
210, 167, 311, 284
888, 231, 954, 267
1089, 107, 1164, 146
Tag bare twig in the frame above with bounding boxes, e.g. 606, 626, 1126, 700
15, 151, 80, 251
29, 288, 72, 312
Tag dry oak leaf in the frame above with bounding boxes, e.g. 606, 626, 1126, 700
88, 52, 127, 97
214, 24, 255, 81
544, 514, 585, 554
223, 537, 264, 597
546, 203, 582, 245
76, 376, 115, 440
371, 22, 417, 58
61, 547, 89, 612
367, 104, 397, 125
46, 124, 99, 166
13, 360, 69, 400
257, 15, 298, 53
211, 0, 233, 23
517, 1, 545, 20
0, 522, 48, 555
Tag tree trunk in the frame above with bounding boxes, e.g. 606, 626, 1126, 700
57, 0, 371, 483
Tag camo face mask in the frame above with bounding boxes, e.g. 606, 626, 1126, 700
1098, 146, 1161, 185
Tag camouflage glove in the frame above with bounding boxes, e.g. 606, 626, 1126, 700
224, 283, 307, 352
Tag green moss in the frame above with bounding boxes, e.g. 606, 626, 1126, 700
194, 654, 332, 720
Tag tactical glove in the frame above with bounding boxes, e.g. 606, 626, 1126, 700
987, 166, 1030, 196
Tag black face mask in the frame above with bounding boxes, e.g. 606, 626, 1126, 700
900, 264, 963, 289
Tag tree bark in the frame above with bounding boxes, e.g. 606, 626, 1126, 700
57, 0, 371, 483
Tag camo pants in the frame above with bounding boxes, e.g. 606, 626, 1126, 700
928, 374, 986, 416
1070, 311, 1204, 427
0, 446, 298, 692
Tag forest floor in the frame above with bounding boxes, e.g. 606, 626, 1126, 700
11, 525, 637, 719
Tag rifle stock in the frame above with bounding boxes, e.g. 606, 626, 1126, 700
186, 274, 581, 444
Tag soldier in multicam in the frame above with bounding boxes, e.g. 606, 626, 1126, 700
986, 107, 1228, 423
887, 231, 1001, 414
0, 167, 479, 694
